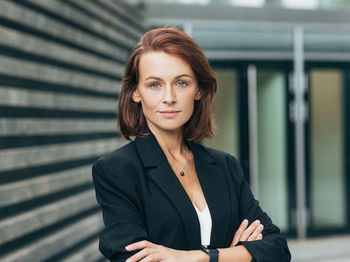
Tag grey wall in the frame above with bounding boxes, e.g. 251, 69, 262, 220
0, 0, 144, 261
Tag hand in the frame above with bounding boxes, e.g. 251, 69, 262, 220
230, 219, 264, 247
125, 240, 191, 262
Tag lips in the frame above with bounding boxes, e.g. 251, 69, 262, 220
159, 110, 180, 118
159, 110, 180, 113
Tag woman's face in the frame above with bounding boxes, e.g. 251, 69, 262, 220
132, 51, 201, 135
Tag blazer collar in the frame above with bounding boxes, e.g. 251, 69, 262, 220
134, 130, 215, 168
134, 130, 231, 250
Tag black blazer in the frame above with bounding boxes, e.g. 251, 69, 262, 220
92, 132, 291, 262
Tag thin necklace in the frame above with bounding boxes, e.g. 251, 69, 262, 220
167, 146, 189, 176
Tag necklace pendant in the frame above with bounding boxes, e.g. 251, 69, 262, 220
180, 171, 185, 176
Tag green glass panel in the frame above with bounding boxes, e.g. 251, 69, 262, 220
256, 70, 288, 232
202, 69, 239, 160
310, 69, 345, 228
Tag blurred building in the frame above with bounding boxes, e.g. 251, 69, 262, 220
0, 0, 350, 261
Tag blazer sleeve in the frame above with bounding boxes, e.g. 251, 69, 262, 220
92, 159, 151, 262
227, 155, 291, 262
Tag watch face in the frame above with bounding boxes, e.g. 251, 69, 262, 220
200, 244, 210, 253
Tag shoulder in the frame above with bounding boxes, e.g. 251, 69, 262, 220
92, 140, 142, 181
195, 142, 239, 166
195, 143, 244, 182
91, 140, 144, 203
96, 140, 138, 164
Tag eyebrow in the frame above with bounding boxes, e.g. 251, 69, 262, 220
144, 74, 193, 81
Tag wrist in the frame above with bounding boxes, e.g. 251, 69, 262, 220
187, 250, 209, 262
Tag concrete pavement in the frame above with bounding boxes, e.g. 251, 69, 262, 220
288, 235, 350, 262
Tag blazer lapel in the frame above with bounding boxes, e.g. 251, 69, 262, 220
134, 132, 231, 249
189, 142, 232, 248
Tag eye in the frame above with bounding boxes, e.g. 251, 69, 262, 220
177, 81, 188, 87
148, 82, 160, 88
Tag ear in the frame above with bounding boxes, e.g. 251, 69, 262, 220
131, 89, 141, 103
194, 88, 202, 101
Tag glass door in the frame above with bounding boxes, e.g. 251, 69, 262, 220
307, 68, 349, 235
248, 66, 291, 234
256, 69, 289, 232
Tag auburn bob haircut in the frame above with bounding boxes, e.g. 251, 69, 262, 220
117, 27, 217, 142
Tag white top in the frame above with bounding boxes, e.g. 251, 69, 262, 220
192, 201, 212, 245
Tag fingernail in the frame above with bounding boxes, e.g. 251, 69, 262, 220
125, 245, 130, 250
259, 224, 264, 230
255, 220, 260, 224
243, 219, 248, 224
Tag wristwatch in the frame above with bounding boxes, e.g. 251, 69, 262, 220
200, 244, 219, 262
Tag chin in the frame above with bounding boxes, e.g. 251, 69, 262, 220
161, 125, 184, 132
147, 118, 189, 133
155, 123, 184, 133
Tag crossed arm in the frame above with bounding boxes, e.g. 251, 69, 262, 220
92, 155, 291, 262
124, 219, 264, 262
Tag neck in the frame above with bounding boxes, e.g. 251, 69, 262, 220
147, 124, 186, 158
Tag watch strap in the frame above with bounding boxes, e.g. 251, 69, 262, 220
200, 244, 219, 262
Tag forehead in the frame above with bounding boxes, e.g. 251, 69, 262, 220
138, 51, 194, 79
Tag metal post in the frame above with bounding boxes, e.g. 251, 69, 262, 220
248, 64, 259, 199
293, 26, 308, 239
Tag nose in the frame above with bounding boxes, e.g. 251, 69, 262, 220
162, 84, 176, 104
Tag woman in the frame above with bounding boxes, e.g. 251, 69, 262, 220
92, 27, 291, 262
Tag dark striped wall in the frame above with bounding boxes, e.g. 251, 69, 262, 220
0, 0, 145, 261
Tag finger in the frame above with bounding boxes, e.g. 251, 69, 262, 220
257, 233, 263, 240
248, 224, 264, 241
240, 220, 260, 241
138, 252, 160, 262
234, 219, 249, 240
126, 240, 153, 251
256, 224, 264, 235
126, 248, 151, 262
231, 219, 248, 246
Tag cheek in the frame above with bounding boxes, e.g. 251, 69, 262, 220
139, 92, 161, 111
183, 97, 196, 114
